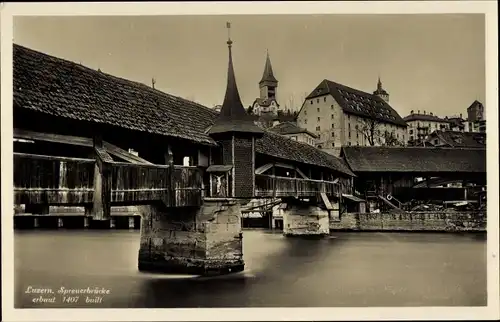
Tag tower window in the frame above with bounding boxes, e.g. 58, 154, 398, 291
317, 117, 320, 122
331, 124, 334, 128
331, 114, 334, 119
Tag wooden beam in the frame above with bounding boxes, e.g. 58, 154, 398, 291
103, 141, 153, 165
255, 163, 274, 175
14, 128, 92, 147
91, 137, 113, 221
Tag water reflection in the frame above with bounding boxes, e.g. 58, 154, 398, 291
15, 229, 487, 308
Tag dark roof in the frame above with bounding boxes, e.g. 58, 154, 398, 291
403, 113, 448, 123
428, 130, 486, 148
342, 146, 486, 173
304, 79, 407, 127
467, 100, 484, 111
13, 44, 218, 146
253, 97, 279, 107
259, 52, 278, 84
257, 132, 355, 177
13, 44, 353, 177
269, 122, 318, 138
208, 39, 263, 136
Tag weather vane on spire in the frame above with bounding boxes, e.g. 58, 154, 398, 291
226, 22, 232, 46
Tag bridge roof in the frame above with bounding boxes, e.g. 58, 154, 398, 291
342, 146, 486, 173
13, 44, 353, 177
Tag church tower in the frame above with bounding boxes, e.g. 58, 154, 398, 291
373, 77, 389, 103
208, 23, 264, 198
259, 50, 279, 100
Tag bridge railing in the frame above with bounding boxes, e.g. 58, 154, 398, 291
254, 174, 340, 198
13, 153, 203, 208
14, 153, 96, 205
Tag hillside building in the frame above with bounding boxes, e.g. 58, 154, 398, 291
296, 78, 407, 156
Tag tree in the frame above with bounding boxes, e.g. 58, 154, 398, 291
383, 131, 405, 146
356, 117, 383, 146
356, 116, 405, 147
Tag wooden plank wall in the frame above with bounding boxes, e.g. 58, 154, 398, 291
13, 153, 203, 209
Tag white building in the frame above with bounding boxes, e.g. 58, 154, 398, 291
296, 78, 407, 156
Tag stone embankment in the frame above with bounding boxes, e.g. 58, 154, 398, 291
329, 212, 486, 232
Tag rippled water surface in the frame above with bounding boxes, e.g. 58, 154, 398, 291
15, 229, 487, 308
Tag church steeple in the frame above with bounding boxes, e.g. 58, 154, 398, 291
259, 50, 278, 101
373, 75, 389, 103
208, 23, 263, 136
260, 50, 278, 84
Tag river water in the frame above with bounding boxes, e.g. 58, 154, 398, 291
14, 229, 487, 308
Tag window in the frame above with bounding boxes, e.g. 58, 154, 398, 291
348, 142, 352, 146
409, 129, 413, 134
331, 124, 335, 128
434, 139, 438, 145
304, 111, 307, 115
331, 114, 334, 119
331, 105, 334, 110
317, 99, 320, 103
324, 97, 327, 102
316, 126, 321, 131
317, 108, 320, 112
356, 133, 359, 138
317, 117, 321, 122
349, 132, 351, 138
310, 100, 313, 104
348, 115, 351, 120
290, 136, 297, 141
331, 132, 335, 137
332, 142, 335, 147
304, 119, 308, 124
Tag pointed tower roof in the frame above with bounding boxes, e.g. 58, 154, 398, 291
208, 24, 263, 136
259, 50, 278, 84
373, 76, 388, 95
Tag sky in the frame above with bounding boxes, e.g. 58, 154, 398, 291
13, 14, 485, 118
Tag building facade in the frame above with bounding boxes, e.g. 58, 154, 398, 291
403, 110, 451, 144
268, 122, 318, 146
296, 78, 407, 156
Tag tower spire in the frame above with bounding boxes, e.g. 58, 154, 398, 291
208, 23, 263, 136
260, 49, 278, 84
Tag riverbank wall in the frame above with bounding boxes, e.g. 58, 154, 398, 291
329, 211, 486, 232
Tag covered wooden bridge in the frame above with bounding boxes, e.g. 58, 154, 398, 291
341, 146, 487, 211
13, 43, 354, 218
12, 33, 354, 274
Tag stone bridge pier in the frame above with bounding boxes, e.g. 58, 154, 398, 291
282, 199, 330, 237
138, 198, 244, 275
